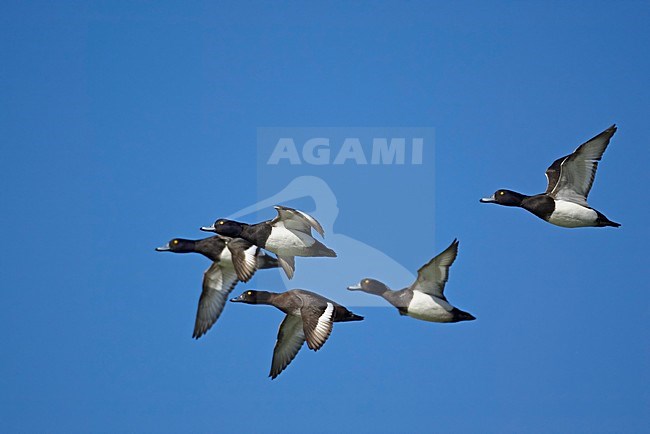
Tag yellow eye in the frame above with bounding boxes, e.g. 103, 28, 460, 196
499, 191, 504, 195
364, 279, 369, 284
218, 221, 224, 225
172, 240, 179, 244
247, 291, 252, 295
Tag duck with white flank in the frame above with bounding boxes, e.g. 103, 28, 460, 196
480, 125, 620, 228
230, 289, 363, 379
201, 206, 336, 279
348, 239, 475, 323
156, 236, 278, 338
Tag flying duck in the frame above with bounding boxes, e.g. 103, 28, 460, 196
230, 289, 363, 379
480, 125, 620, 228
347, 239, 475, 323
201, 205, 336, 279
155, 236, 278, 338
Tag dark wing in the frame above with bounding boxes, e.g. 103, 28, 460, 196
193, 262, 239, 339
410, 239, 459, 300
544, 155, 565, 195
300, 302, 334, 351
276, 255, 295, 280
270, 205, 325, 237
270, 314, 305, 379
226, 238, 258, 282
546, 125, 617, 206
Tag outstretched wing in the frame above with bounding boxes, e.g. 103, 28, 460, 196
410, 239, 459, 301
546, 125, 617, 206
226, 238, 258, 282
270, 314, 305, 379
193, 262, 239, 339
270, 205, 325, 237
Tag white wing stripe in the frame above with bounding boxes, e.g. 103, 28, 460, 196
315, 303, 333, 337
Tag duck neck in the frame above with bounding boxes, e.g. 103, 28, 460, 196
366, 284, 392, 297
240, 222, 273, 248
504, 191, 529, 207
252, 291, 277, 305
193, 238, 223, 262
238, 223, 255, 241
170, 239, 197, 254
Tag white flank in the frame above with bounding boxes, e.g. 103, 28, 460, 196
407, 291, 454, 322
266, 227, 316, 255
548, 200, 598, 228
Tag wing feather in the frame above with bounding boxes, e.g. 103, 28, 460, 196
276, 255, 295, 279
270, 205, 325, 237
193, 262, 239, 339
227, 238, 259, 282
270, 315, 305, 379
301, 302, 334, 351
410, 239, 459, 300
547, 125, 616, 205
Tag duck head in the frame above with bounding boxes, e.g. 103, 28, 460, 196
230, 290, 272, 304
155, 238, 195, 253
200, 219, 244, 237
347, 278, 390, 295
480, 189, 526, 207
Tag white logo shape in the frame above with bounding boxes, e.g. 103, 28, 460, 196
229, 175, 415, 307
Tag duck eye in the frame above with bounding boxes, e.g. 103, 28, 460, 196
364, 279, 369, 284
499, 191, 505, 195
247, 291, 252, 295
218, 221, 224, 225
172, 239, 179, 245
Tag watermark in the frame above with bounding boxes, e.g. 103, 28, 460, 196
228, 127, 436, 307
267, 137, 424, 165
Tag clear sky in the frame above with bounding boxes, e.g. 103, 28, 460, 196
2, 1, 649, 433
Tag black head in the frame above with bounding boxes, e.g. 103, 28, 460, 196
155, 238, 195, 253
200, 219, 243, 237
480, 189, 525, 207
230, 290, 271, 304
347, 278, 389, 295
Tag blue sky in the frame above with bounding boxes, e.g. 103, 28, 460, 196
2, 1, 649, 432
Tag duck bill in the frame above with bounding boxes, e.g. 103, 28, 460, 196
480, 194, 496, 203
155, 243, 171, 251
347, 284, 362, 291
200, 225, 216, 232
230, 294, 244, 302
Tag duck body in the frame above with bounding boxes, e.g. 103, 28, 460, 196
230, 289, 362, 379
348, 239, 475, 323
156, 236, 278, 271
480, 125, 621, 228
545, 199, 603, 228
241, 223, 329, 257
383, 289, 473, 323
263, 290, 363, 322
202, 206, 336, 279
486, 190, 620, 228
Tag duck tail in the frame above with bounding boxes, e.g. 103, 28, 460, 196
337, 309, 364, 322
309, 239, 337, 257
596, 211, 621, 228
256, 251, 279, 269
451, 308, 476, 322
